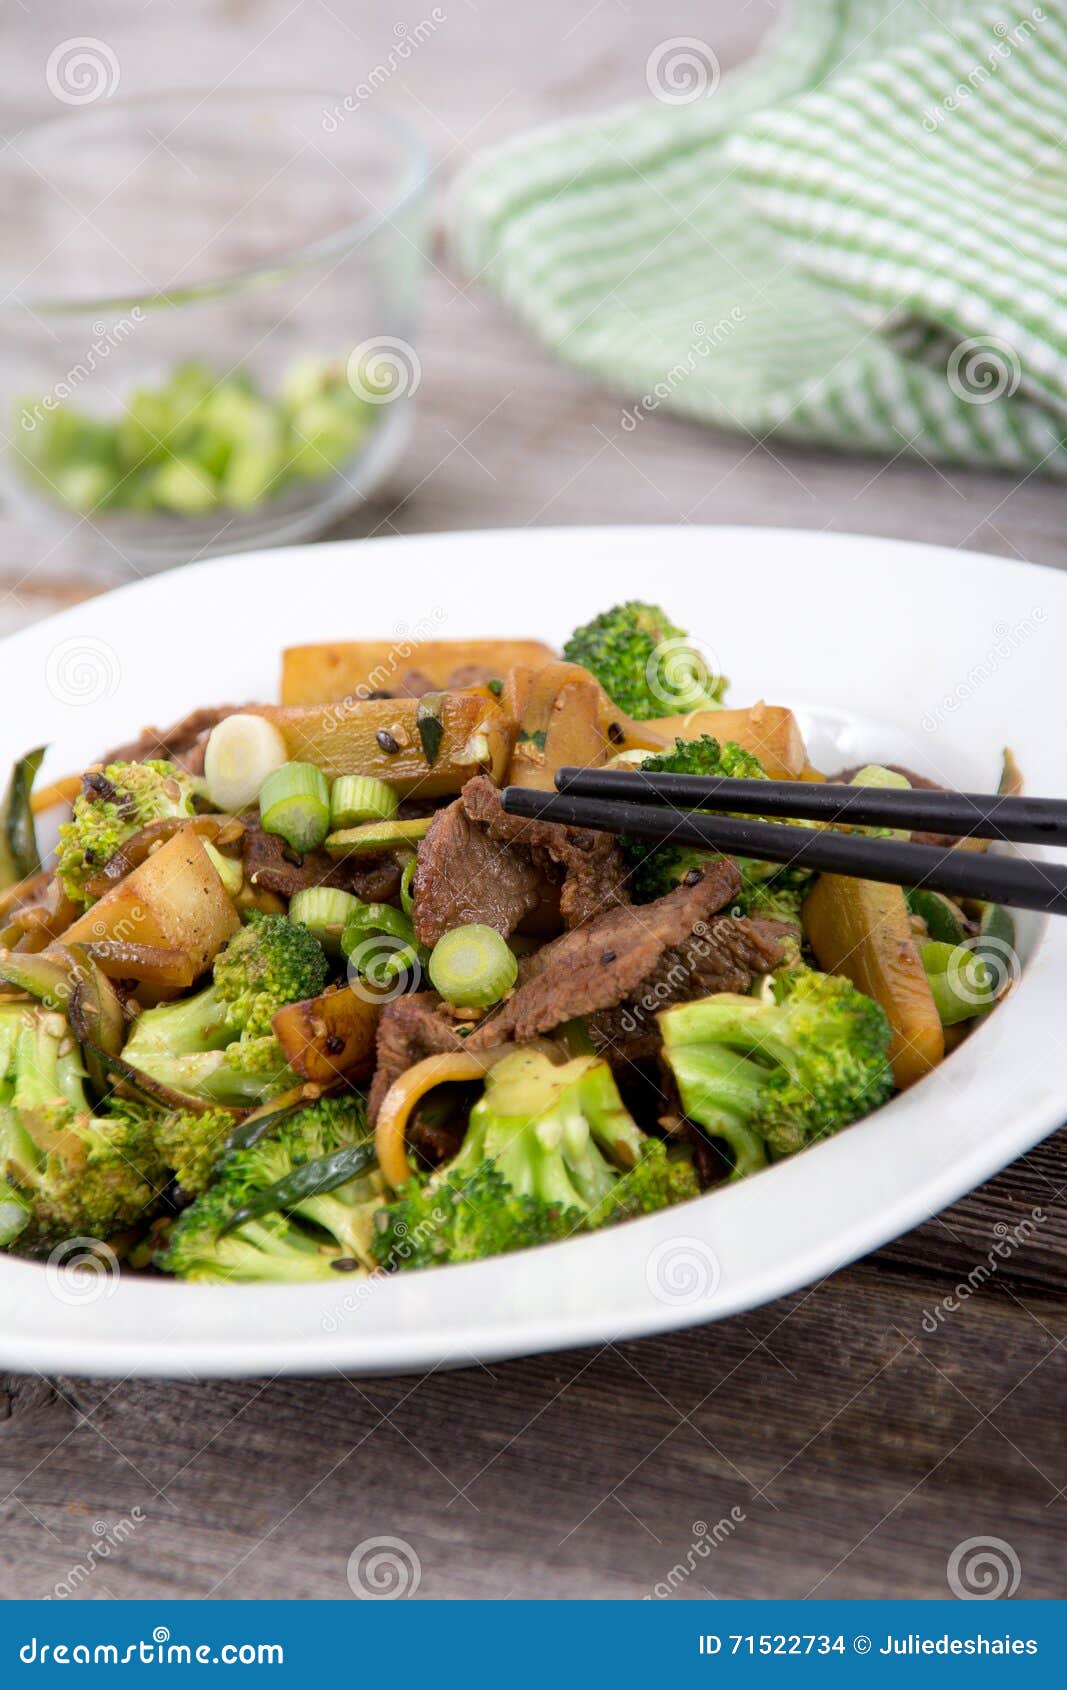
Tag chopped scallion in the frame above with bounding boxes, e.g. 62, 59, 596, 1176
330, 775, 399, 829
203, 714, 289, 813
287, 886, 362, 952
427, 923, 517, 1008
258, 762, 331, 853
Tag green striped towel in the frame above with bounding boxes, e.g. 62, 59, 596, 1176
452, 1, 1067, 477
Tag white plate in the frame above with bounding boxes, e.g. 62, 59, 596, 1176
1, 526, 1064, 1378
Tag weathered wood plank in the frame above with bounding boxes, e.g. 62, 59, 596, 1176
0, 1263, 1062, 1600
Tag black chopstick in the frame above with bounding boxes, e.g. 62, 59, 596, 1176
554, 766, 1067, 845
500, 786, 1067, 915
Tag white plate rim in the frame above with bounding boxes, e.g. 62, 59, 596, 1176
0, 524, 1063, 1378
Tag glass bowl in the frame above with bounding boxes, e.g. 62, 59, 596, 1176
0, 90, 430, 569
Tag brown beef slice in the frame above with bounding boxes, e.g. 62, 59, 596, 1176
243, 822, 401, 904
469, 858, 743, 1045
589, 915, 788, 1062
412, 775, 628, 947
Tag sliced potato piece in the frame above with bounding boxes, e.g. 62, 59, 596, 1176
281, 639, 559, 705
596, 697, 808, 779
502, 662, 609, 791
63, 829, 239, 986
803, 873, 944, 1088
272, 985, 378, 1084
253, 695, 514, 797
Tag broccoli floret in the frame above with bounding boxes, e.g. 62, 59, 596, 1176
152, 1106, 235, 1197
373, 1160, 582, 1270
586, 1138, 701, 1225
622, 736, 774, 903
734, 878, 807, 928
157, 1093, 381, 1282
122, 913, 328, 1107
659, 967, 894, 1178
157, 1185, 351, 1283
373, 1048, 697, 1271
563, 601, 726, 719
0, 1002, 165, 1249
56, 761, 196, 907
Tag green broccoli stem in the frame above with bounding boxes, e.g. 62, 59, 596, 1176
123, 984, 234, 1058
660, 1044, 769, 1178
212, 1218, 347, 1282
132, 1049, 295, 1108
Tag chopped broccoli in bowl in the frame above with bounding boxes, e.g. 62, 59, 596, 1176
563, 601, 726, 718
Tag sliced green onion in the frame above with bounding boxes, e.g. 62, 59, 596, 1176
220, 1141, 376, 1236
905, 887, 967, 945
342, 901, 425, 986
204, 714, 289, 812
0, 746, 45, 890
202, 840, 243, 898
850, 765, 911, 840
330, 775, 399, 829
400, 856, 417, 917
324, 816, 434, 857
920, 940, 994, 1027
288, 886, 361, 952
258, 762, 331, 853
427, 923, 517, 1007
850, 764, 911, 790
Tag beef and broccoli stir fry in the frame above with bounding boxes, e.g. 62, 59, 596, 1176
0, 602, 1016, 1283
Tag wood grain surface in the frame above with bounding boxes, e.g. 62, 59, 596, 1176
0, 0, 1063, 1602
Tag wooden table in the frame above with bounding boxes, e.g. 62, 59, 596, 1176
1, 0, 1063, 1601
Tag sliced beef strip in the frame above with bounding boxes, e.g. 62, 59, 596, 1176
467, 858, 743, 1047
104, 704, 248, 774
589, 915, 789, 1063
462, 777, 629, 930
411, 795, 553, 947
242, 821, 401, 903
412, 775, 628, 948
367, 992, 469, 1123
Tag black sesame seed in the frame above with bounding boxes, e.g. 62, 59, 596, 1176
376, 729, 400, 754
331, 1258, 360, 1273
366, 689, 392, 700
683, 867, 704, 886
600, 950, 616, 964
607, 722, 624, 745
324, 1034, 345, 1055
